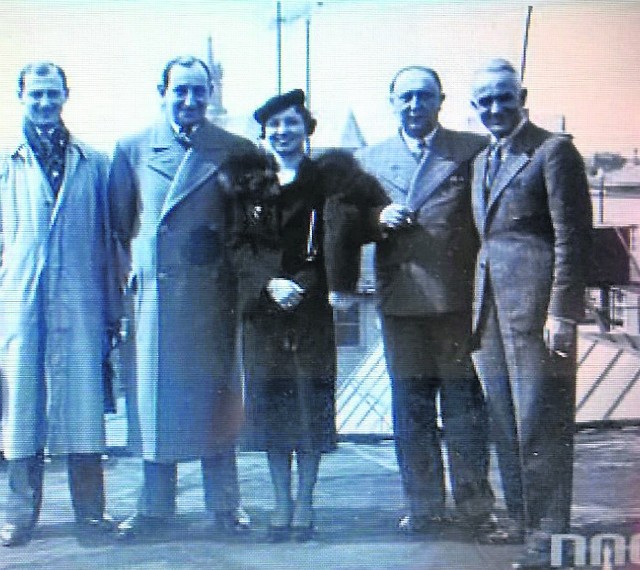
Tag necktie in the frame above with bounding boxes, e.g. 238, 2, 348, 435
484, 144, 501, 203
416, 138, 427, 161
176, 126, 193, 149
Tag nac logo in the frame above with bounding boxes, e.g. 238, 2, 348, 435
551, 533, 640, 567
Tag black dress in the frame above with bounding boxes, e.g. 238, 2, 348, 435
234, 157, 337, 453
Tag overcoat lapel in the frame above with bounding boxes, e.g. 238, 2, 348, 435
145, 121, 225, 222
159, 149, 217, 221
49, 141, 82, 230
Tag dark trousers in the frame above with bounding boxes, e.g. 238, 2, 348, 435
472, 291, 575, 533
137, 447, 241, 518
4, 452, 105, 529
381, 313, 493, 520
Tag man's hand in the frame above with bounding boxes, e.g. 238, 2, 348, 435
379, 203, 414, 230
267, 278, 304, 311
328, 291, 358, 311
543, 316, 576, 358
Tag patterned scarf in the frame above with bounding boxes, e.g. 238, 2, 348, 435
23, 119, 70, 196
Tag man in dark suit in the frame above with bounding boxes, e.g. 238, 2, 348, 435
355, 66, 497, 537
109, 56, 253, 538
469, 58, 592, 569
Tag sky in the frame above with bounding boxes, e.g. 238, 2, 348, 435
0, 0, 639, 157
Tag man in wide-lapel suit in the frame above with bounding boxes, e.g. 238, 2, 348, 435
355, 66, 497, 537
108, 56, 254, 538
470, 59, 592, 569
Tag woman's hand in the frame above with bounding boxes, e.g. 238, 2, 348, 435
267, 278, 304, 310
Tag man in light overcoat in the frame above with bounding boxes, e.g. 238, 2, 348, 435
0, 62, 119, 546
108, 56, 254, 538
469, 58, 592, 569
355, 66, 498, 538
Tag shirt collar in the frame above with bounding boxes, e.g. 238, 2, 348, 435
170, 120, 201, 136
401, 124, 440, 157
490, 117, 528, 152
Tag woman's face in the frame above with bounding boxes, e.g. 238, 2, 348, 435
264, 106, 307, 157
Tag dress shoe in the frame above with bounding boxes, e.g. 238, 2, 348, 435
267, 503, 292, 542
511, 531, 552, 569
397, 514, 451, 535
291, 501, 314, 542
469, 513, 524, 545
116, 513, 165, 540
0, 523, 33, 547
291, 524, 314, 542
212, 506, 251, 534
76, 512, 118, 533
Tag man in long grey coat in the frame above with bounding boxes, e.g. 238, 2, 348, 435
109, 56, 254, 538
470, 59, 592, 569
0, 62, 119, 546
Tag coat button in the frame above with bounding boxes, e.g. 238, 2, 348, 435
159, 224, 169, 234
479, 261, 486, 269
158, 271, 168, 280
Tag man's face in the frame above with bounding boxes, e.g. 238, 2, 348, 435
472, 70, 525, 138
20, 71, 67, 127
390, 69, 444, 139
162, 63, 211, 129
264, 106, 307, 157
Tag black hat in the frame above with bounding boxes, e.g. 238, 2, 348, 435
253, 89, 306, 125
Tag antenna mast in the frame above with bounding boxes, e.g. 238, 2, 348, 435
520, 5, 533, 82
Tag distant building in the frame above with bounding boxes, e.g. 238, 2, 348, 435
205, 35, 226, 123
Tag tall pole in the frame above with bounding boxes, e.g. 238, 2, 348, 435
276, 0, 282, 94
520, 5, 533, 82
305, 16, 311, 109
305, 15, 311, 155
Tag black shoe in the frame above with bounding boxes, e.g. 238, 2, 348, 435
0, 523, 33, 547
511, 531, 552, 569
470, 513, 524, 545
267, 524, 291, 543
213, 507, 251, 535
397, 514, 450, 535
291, 524, 314, 542
116, 513, 165, 540
76, 512, 118, 534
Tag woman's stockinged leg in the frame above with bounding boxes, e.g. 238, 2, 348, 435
293, 450, 320, 534
267, 449, 293, 528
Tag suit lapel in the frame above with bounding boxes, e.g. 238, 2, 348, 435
408, 130, 459, 212
486, 151, 530, 211
375, 136, 418, 204
483, 123, 538, 221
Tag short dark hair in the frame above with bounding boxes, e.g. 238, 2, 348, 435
258, 104, 317, 139
389, 66, 442, 94
18, 62, 69, 97
158, 56, 212, 96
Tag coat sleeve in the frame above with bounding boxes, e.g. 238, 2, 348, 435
107, 142, 138, 291
95, 152, 124, 328
543, 135, 593, 321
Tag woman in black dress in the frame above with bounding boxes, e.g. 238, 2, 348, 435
228, 89, 337, 542
219, 89, 384, 541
